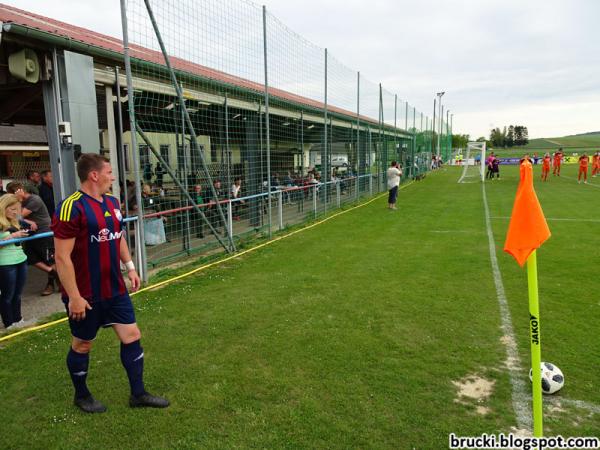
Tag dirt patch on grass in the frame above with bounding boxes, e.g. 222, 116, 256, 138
453, 375, 495, 401
476, 406, 491, 415
452, 374, 495, 415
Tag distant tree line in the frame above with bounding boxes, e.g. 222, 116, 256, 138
452, 134, 470, 149
489, 125, 529, 148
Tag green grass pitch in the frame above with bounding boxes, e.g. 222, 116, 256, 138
0, 164, 598, 448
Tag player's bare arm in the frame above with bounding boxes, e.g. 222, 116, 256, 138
120, 236, 140, 292
55, 236, 91, 321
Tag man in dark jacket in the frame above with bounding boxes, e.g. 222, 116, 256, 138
39, 170, 55, 217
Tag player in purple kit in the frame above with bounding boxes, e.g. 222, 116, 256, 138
52, 154, 169, 413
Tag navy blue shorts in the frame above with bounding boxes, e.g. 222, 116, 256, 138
388, 185, 399, 204
63, 293, 136, 341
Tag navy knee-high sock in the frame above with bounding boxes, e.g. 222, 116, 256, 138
66, 348, 91, 399
120, 340, 146, 397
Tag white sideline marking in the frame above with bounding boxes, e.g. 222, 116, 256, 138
482, 183, 531, 430
491, 216, 600, 223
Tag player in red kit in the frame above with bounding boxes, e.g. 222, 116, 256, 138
541, 153, 551, 181
578, 153, 589, 184
552, 148, 563, 176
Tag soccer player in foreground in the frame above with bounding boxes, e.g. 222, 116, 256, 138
578, 153, 589, 184
541, 152, 551, 181
52, 154, 169, 413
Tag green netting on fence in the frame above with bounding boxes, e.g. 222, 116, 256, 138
121, 0, 440, 267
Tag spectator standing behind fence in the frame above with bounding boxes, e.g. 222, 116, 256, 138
126, 180, 137, 214
0, 194, 29, 329
24, 170, 41, 195
143, 162, 153, 184
6, 181, 58, 296
193, 184, 205, 238
386, 161, 403, 210
230, 177, 244, 221
155, 162, 164, 188
39, 170, 55, 217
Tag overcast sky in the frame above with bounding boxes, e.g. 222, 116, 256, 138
5, 0, 599, 138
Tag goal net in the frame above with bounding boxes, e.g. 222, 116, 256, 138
458, 141, 486, 183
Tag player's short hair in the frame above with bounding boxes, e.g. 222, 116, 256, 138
6, 181, 24, 194
77, 154, 110, 182
391, 161, 397, 166
41, 169, 51, 178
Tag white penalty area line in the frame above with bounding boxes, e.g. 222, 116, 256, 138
482, 183, 532, 431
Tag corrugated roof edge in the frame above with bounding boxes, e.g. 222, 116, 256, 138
0, 3, 411, 134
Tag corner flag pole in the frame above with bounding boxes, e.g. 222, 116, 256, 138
527, 250, 543, 437
504, 159, 550, 438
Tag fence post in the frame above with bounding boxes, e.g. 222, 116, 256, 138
313, 185, 317, 218
277, 190, 283, 230
120, 0, 148, 281
356, 71, 360, 202
227, 201, 233, 249
323, 48, 329, 215
369, 174, 373, 196
262, 5, 272, 239
336, 181, 341, 208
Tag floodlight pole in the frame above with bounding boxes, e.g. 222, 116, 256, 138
439, 104, 444, 154
450, 113, 454, 155
432, 98, 436, 156
120, 0, 148, 281
447, 109, 450, 159
436, 91, 445, 157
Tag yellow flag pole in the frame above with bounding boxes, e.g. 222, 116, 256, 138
527, 250, 543, 437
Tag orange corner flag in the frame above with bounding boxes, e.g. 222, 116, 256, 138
504, 160, 551, 266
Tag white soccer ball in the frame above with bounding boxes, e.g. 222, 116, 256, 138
529, 362, 564, 394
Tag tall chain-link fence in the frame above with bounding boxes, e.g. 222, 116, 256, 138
120, 0, 450, 268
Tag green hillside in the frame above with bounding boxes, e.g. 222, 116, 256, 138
522, 133, 600, 150
489, 132, 600, 156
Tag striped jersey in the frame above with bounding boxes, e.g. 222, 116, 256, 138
51, 190, 126, 302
